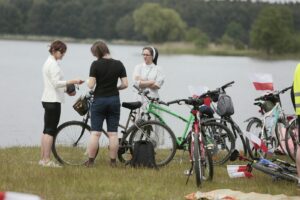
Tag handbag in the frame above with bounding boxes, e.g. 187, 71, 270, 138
73, 96, 89, 116
66, 84, 76, 95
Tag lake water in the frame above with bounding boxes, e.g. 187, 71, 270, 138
0, 40, 298, 148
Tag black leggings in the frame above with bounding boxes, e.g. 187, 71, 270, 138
42, 102, 61, 136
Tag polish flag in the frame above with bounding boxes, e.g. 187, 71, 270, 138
0, 192, 41, 200
244, 131, 268, 153
250, 74, 274, 91
227, 165, 253, 178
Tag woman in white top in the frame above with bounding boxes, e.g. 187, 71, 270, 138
133, 47, 165, 145
133, 47, 165, 99
40, 40, 84, 167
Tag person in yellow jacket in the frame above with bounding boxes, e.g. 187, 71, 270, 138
292, 63, 300, 187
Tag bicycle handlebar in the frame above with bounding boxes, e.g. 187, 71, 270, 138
133, 85, 168, 105
254, 86, 292, 101
221, 81, 235, 91
167, 98, 204, 106
198, 81, 235, 98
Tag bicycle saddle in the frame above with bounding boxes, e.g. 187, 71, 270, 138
122, 101, 142, 110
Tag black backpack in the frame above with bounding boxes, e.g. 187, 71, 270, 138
130, 140, 158, 169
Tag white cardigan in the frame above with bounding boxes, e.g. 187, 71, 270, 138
41, 55, 67, 103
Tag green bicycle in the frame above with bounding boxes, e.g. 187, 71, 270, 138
118, 86, 235, 166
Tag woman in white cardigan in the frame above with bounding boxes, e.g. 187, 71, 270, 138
40, 40, 84, 167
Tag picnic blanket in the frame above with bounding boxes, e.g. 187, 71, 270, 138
185, 189, 299, 200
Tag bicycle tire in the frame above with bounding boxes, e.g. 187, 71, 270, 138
128, 120, 177, 167
285, 120, 298, 161
192, 132, 214, 187
193, 133, 202, 187
246, 118, 266, 159
202, 121, 235, 165
117, 127, 137, 164
253, 162, 298, 183
274, 118, 287, 154
52, 121, 98, 166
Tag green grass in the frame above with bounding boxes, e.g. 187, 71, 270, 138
0, 147, 299, 200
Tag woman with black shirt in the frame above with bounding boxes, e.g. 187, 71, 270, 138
85, 41, 128, 167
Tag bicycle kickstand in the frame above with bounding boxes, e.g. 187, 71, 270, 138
185, 163, 194, 185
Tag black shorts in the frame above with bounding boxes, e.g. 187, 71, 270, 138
42, 102, 61, 136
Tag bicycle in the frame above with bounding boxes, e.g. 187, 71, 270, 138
198, 81, 248, 157
132, 86, 235, 165
230, 149, 298, 183
52, 90, 176, 167
166, 97, 214, 187
245, 86, 292, 159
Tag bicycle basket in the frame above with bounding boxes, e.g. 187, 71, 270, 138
73, 96, 88, 116
262, 100, 275, 113
216, 94, 234, 117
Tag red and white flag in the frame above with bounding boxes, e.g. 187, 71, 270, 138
227, 165, 253, 178
250, 73, 274, 91
0, 192, 41, 200
244, 131, 268, 153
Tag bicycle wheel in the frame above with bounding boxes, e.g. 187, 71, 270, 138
117, 119, 146, 164
202, 121, 235, 165
246, 118, 265, 159
128, 120, 177, 167
253, 162, 298, 183
192, 133, 213, 187
274, 118, 287, 154
117, 130, 134, 164
285, 120, 298, 161
52, 121, 97, 166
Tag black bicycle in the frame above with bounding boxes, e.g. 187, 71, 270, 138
200, 81, 248, 158
52, 90, 176, 167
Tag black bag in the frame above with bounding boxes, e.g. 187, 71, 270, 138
73, 96, 88, 116
66, 84, 76, 94
216, 94, 234, 116
130, 140, 157, 169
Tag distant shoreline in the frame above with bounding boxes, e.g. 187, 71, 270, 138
1, 34, 299, 60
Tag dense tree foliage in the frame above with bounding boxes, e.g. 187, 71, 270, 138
0, 0, 300, 53
133, 3, 186, 42
250, 6, 296, 54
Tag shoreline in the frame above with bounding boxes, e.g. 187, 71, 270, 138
1, 34, 299, 60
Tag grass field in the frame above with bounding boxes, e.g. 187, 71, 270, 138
0, 147, 299, 200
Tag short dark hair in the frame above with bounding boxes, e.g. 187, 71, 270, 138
143, 46, 159, 65
49, 40, 67, 54
91, 41, 110, 58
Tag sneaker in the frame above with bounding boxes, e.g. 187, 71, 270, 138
38, 160, 44, 165
40, 160, 62, 168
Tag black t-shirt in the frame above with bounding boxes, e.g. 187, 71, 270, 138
89, 58, 127, 97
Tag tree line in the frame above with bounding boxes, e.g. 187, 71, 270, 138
1, 0, 300, 54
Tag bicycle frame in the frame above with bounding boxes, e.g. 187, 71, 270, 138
145, 101, 194, 147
